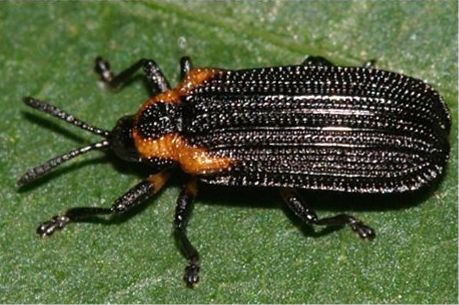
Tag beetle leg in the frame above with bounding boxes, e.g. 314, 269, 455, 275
179, 56, 193, 80
36, 171, 171, 237
302, 56, 336, 66
94, 57, 170, 92
174, 178, 200, 287
302, 56, 377, 68
362, 59, 377, 68
280, 188, 375, 240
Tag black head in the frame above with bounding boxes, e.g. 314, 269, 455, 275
109, 115, 139, 162
17, 97, 140, 186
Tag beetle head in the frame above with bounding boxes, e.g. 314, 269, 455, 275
109, 115, 140, 162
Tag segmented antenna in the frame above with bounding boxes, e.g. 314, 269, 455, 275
18, 97, 112, 186
24, 97, 110, 137
17, 140, 110, 186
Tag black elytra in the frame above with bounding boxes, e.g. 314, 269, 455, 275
18, 55, 451, 287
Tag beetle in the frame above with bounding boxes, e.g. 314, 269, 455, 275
18, 55, 451, 287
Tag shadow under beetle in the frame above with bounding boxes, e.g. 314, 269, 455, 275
18, 55, 451, 287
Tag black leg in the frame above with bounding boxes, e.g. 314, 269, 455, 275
280, 188, 375, 240
94, 57, 170, 92
174, 178, 200, 287
362, 59, 377, 68
302, 56, 377, 68
37, 171, 171, 236
179, 56, 193, 80
143, 60, 170, 92
302, 56, 336, 66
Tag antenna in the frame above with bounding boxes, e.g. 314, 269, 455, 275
18, 97, 112, 186
24, 97, 110, 137
17, 140, 110, 186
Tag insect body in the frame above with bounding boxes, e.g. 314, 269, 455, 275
19, 56, 451, 287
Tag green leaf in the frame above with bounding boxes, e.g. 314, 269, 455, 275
1, 1, 457, 303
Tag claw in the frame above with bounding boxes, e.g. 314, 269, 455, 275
36, 215, 70, 237
350, 221, 375, 240
94, 56, 113, 83
184, 263, 200, 287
